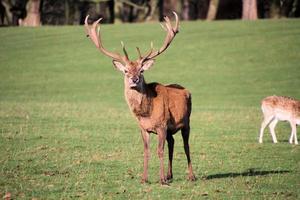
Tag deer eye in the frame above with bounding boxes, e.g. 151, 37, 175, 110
140, 69, 144, 73
124, 69, 128, 74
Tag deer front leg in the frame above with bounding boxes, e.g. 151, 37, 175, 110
259, 115, 273, 143
268, 119, 278, 143
157, 128, 167, 185
140, 129, 150, 183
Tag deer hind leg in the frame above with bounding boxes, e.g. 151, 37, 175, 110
166, 131, 174, 181
140, 130, 150, 183
181, 126, 196, 181
268, 118, 278, 143
289, 122, 298, 145
294, 127, 298, 145
259, 114, 274, 143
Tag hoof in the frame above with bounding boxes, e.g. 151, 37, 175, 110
160, 178, 170, 186
141, 179, 149, 184
188, 174, 196, 182
166, 174, 173, 181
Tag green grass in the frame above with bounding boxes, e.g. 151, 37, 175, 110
0, 19, 300, 199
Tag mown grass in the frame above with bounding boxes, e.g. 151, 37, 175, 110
0, 19, 300, 199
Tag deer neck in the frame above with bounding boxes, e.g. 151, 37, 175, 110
124, 76, 151, 118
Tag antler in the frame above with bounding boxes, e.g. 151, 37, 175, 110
140, 11, 179, 62
84, 15, 129, 64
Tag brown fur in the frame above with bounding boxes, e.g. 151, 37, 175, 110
126, 82, 191, 133
123, 75, 195, 184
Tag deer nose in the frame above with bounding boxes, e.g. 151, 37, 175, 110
132, 77, 139, 84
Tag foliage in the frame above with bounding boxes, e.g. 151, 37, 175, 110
0, 19, 300, 199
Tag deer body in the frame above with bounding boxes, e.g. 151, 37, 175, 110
259, 96, 300, 145
85, 12, 195, 184
125, 79, 194, 183
125, 81, 191, 133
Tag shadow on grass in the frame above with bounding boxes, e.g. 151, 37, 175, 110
280, 139, 293, 143
204, 168, 290, 180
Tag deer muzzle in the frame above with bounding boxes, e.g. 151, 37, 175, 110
129, 76, 140, 88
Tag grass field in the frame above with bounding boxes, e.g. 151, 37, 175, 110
1, 19, 300, 199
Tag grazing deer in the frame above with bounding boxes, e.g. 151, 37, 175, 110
259, 96, 300, 145
84, 12, 196, 184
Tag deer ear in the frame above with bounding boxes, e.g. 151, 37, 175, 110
142, 59, 155, 71
112, 60, 127, 73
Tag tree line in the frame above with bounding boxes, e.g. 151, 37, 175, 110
0, 0, 299, 26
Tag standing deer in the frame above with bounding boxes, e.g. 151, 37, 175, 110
84, 12, 196, 184
259, 96, 300, 145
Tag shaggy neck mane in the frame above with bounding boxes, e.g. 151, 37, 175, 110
124, 77, 152, 118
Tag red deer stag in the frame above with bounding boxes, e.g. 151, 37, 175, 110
84, 12, 196, 184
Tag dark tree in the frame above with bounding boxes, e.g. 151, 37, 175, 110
257, 0, 271, 18
216, 0, 242, 19
41, 0, 65, 25
181, 0, 189, 20
107, 0, 114, 23
294, 0, 300, 17
188, 0, 210, 20
121, 0, 147, 22
10, 0, 27, 25
159, 0, 178, 21
0, 0, 5, 25
257, 0, 300, 18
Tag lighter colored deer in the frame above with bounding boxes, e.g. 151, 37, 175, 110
84, 12, 196, 184
259, 96, 300, 145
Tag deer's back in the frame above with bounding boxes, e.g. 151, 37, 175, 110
261, 96, 300, 120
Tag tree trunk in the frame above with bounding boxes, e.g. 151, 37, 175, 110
19, 0, 41, 26
216, 0, 242, 19
108, 0, 114, 23
242, 0, 257, 20
145, 0, 158, 21
188, 0, 210, 20
181, 0, 189, 20
207, 0, 218, 20
158, 0, 163, 21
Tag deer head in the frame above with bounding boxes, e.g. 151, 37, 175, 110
84, 12, 179, 89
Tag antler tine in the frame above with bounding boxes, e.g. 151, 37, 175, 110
121, 41, 129, 60
138, 42, 154, 62
136, 47, 142, 59
145, 41, 154, 58
163, 16, 172, 31
84, 15, 102, 48
160, 23, 167, 31
84, 15, 90, 37
140, 11, 179, 62
173, 11, 179, 33
84, 15, 127, 64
